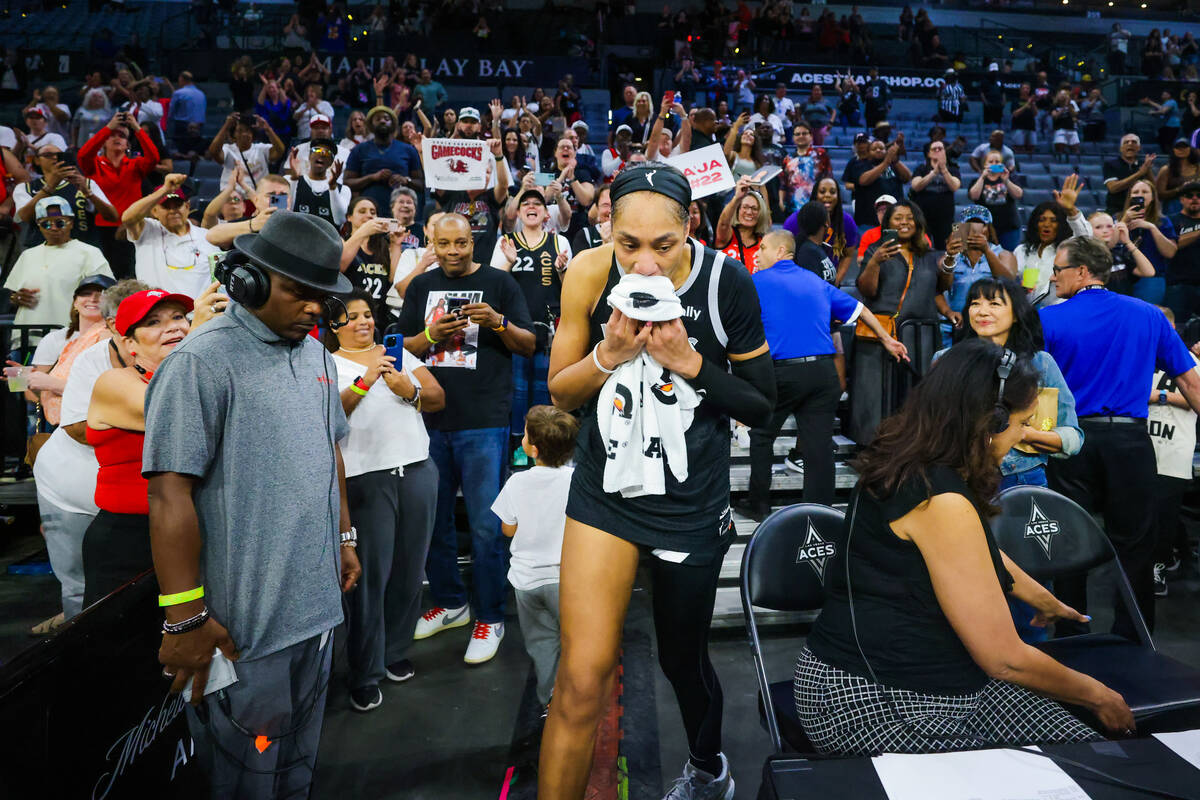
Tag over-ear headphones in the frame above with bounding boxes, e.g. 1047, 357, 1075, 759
214, 250, 349, 329
213, 250, 272, 309
991, 348, 1017, 434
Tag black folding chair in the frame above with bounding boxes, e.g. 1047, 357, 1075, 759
740, 503, 845, 753
992, 485, 1200, 724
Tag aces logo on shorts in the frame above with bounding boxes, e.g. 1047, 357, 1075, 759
796, 521, 836, 580
1023, 499, 1061, 558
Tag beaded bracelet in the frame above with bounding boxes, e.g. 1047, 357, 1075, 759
162, 607, 210, 635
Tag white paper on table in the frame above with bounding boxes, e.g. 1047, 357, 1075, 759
1153, 729, 1200, 771
871, 747, 1090, 800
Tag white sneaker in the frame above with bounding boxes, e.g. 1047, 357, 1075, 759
733, 425, 750, 448
413, 605, 471, 640
463, 621, 505, 664
663, 753, 734, 800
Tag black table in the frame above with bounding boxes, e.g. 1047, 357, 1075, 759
760, 737, 1200, 800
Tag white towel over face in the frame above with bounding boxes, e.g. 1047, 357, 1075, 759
607, 273, 684, 322
597, 273, 699, 498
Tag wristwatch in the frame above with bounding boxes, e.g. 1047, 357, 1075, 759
340, 526, 358, 548
1159, 390, 1169, 405
491, 316, 508, 332
404, 382, 422, 407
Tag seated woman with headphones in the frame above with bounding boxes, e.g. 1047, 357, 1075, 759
795, 339, 1134, 756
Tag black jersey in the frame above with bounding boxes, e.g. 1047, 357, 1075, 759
567, 240, 767, 558
292, 175, 335, 225
501, 230, 564, 345
347, 246, 391, 323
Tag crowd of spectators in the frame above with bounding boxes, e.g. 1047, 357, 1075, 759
0, 2, 1199, 796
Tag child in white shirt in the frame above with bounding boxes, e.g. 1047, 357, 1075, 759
491, 405, 579, 709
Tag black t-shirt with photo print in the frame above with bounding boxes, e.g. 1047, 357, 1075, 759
397, 264, 533, 431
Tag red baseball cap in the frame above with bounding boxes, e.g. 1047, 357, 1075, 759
159, 190, 187, 206
115, 289, 194, 336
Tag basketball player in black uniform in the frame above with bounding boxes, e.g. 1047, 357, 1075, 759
492, 189, 572, 439
289, 138, 350, 229
540, 164, 775, 799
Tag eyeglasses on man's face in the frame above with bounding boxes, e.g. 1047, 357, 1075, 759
38, 218, 71, 230
1051, 263, 1081, 275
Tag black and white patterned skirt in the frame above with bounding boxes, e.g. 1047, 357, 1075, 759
794, 647, 1100, 756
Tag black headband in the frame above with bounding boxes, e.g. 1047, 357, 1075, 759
610, 164, 692, 210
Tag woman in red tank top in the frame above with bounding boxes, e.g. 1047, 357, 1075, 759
81, 289, 192, 609
714, 178, 771, 273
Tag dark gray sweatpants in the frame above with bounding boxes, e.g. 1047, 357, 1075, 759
186, 631, 333, 800
345, 458, 438, 689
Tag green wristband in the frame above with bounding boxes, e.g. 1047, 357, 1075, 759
158, 585, 205, 607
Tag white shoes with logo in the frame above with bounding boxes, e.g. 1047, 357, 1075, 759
413, 605, 471, 640
463, 621, 505, 664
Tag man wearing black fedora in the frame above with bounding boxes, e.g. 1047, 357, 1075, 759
143, 210, 362, 799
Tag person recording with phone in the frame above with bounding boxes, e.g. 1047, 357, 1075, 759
144, 211, 361, 799
796, 340, 1133, 757
1119, 179, 1177, 305
715, 176, 771, 272
12, 146, 118, 252
339, 196, 398, 325
329, 289, 444, 711
78, 111, 160, 274
205, 112, 286, 192
397, 213, 534, 668
937, 206, 1017, 347
851, 201, 949, 445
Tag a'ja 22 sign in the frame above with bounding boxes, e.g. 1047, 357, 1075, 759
666, 144, 736, 200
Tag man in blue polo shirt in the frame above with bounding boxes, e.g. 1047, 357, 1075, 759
1042, 235, 1200, 635
735, 217, 907, 520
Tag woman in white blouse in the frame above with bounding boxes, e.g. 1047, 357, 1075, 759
1014, 173, 1091, 307
331, 290, 445, 712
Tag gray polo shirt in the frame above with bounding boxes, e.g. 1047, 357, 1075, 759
143, 300, 349, 662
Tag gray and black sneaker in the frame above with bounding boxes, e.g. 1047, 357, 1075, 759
350, 686, 383, 712
663, 753, 734, 800
386, 659, 415, 683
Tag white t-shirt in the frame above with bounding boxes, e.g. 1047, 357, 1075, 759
386, 246, 439, 311
749, 111, 786, 144
333, 348, 430, 477
286, 175, 350, 227
491, 465, 573, 590
0, 125, 16, 150
220, 141, 273, 191
25, 131, 68, 156
294, 100, 335, 140
12, 178, 111, 218
773, 96, 796, 120
32, 102, 71, 140
3, 240, 112, 327
32, 338, 113, 516
291, 140, 354, 177
31, 327, 75, 366
1149, 358, 1200, 480
130, 218, 221, 299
